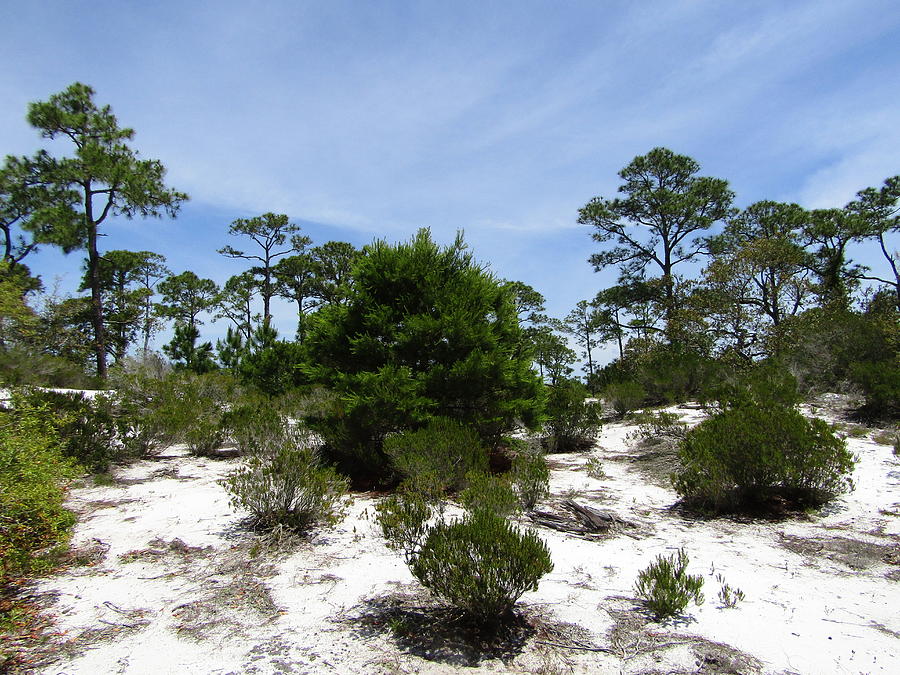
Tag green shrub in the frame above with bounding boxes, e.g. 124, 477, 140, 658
851, 359, 899, 419
459, 471, 520, 518
112, 371, 181, 457
704, 361, 802, 412
634, 548, 704, 620
604, 380, 645, 418
16, 389, 119, 472
673, 403, 854, 512
222, 418, 348, 531
383, 418, 488, 492
147, 372, 237, 456
376, 488, 435, 564
629, 410, 687, 443
222, 391, 285, 456
510, 449, 550, 511
0, 402, 77, 581
410, 510, 553, 624
543, 379, 603, 452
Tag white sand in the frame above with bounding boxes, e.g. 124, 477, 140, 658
24, 404, 900, 674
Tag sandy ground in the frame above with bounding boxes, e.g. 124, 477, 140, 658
11, 400, 900, 674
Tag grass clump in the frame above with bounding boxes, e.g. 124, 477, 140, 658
634, 548, 704, 620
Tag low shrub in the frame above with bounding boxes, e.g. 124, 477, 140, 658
149, 372, 237, 456
510, 449, 550, 511
16, 388, 119, 472
459, 472, 520, 518
634, 548, 704, 620
377, 478, 553, 624
112, 371, 181, 457
222, 418, 348, 531
410, 510, 553, 624
0, 401, 77, 581
543, 379, 603, 452
673, 402, 854, 512
383, 418, 488, 492
629, 410, 687, 443
376, 488, 436, 564
603, 380, 645, 418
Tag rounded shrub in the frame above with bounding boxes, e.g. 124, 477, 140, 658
410, 510, 553, 624
222, 419, 348, 531
673, 403, 854, 512
383, 418, 488, 492
543, 379, 602, 452
459, 471, 520, 518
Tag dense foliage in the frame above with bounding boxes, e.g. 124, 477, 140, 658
303, 229, 543, 477
0, 399, 77, 581
674, 401, 854, 512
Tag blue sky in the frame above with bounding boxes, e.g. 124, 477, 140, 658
2, 1, 898, 364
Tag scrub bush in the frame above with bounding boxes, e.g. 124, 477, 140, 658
543, 379, 602, 452
510, 449, 550, 511
634, 548, 704, 620
459, 471, 520, 518
410, 510, 553, 624
673, 402, 854, 512
222, 418, 348, 531
149, 372, 237, 456
377, 480, 553, 624
0, 401, 77, 581
17, 389, 119, 472
603, 380, 645, 418
383, 418, 488, 492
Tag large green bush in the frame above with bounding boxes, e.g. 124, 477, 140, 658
543, 379, 602, 452
410, 510, 553, 624
17, 388, 119, 472
303, 229, 544, 477
383, 418, 488, 492
0, 401, 77, 581
673, 403, 854, 512
222, 416, 348, 531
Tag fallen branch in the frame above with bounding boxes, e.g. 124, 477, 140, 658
529, 500, 641, 536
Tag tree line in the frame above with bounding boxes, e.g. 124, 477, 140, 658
1, 83, 898, 417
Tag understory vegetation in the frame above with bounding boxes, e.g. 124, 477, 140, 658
1, 83, 897, 645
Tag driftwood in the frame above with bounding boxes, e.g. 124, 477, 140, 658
529, 499, 641, 537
